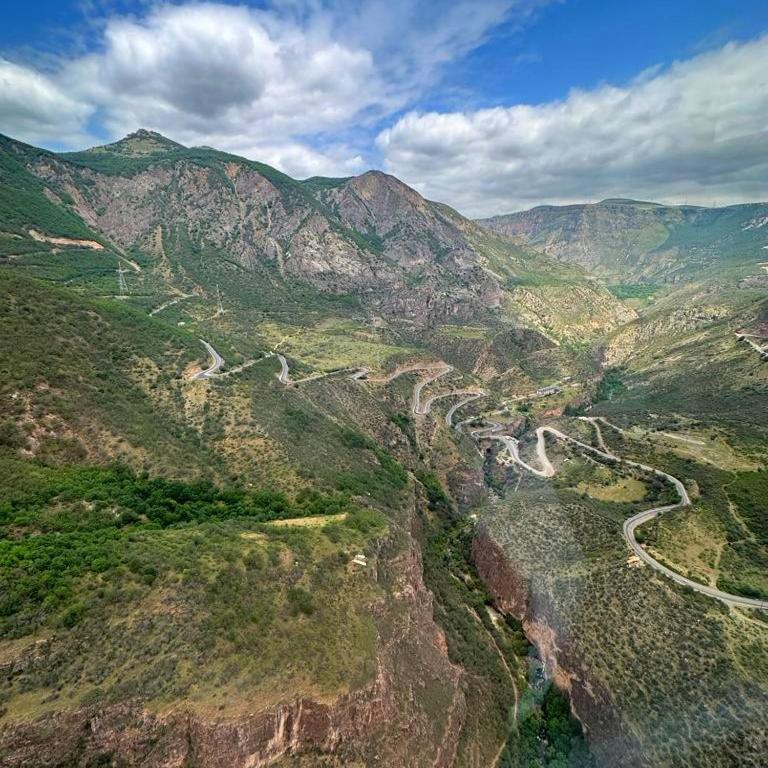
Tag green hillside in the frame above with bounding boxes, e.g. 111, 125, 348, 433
1, 130, 767, 768
479, 198, 768, 284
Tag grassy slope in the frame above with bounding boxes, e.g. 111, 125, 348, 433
480, 199, 768, 283
0, 273, 413, 732
480, 468, 768, 768
591, 274, 768, 598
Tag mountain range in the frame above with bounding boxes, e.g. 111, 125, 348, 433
479, 197, 768, 283
0, 129, 767, 768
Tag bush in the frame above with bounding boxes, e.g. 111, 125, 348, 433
287, 586, 314, 616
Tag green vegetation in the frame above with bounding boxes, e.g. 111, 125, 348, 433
416, 471, 523, 762
337, 428, 408, 500
607, 283, 659, 300
0, 507, 383, 719
729, 471, 768, 545
0, 139, 104, 241
414, 471, 595, 766
481, 485, 768, 768
0, 459, 357, 637
594, 367, 626, 402
499, 686, 596, 768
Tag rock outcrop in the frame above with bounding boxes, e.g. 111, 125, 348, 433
471, 526, 645, 768
1, 502, 464, 767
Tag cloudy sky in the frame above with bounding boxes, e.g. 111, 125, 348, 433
2, 0, 768, 216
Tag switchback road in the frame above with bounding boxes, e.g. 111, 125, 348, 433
494, 421, 767, 610
194, 340, 225, 380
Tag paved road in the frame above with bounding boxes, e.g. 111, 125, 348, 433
275, 354, 369, 386
359, 361, 489, 421
411, 365, 453, 415
363, 362, 455, 415
469, 421, 504, 439
277, 353, 290, 384
498, 421, 768, 610
445, 392, 486, 426
194, 339, 225, 379
421, 389, 485, 417
193, 340, 267, 380
497, 428, 556, 478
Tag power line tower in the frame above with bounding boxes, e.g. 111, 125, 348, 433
117, 264, 128, 297
216, 283, 224, 314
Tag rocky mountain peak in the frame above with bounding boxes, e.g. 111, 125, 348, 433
95, 129, 185, 157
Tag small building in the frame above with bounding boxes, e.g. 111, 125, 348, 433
352, 554, 368, 567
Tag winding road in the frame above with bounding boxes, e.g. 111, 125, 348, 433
277, 353, 291, 384
194, 340, 225, 380
190, 334, 766, 609
445, 393, 486, 426
274, 353, 370, 386
494, 421, 767, 610
194, 340, 265, 380
411, 365, 453, 415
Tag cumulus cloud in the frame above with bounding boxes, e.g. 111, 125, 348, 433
65, 3, 379, 140
0, 58, 93, 146
0, 0, 524, 176
378, 35, 768, 216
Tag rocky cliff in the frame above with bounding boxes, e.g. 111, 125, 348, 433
471, 526, 644, 768
4, 130, 504, 325
478, 198, 768, 282
0, 498, 464, 768
1, 130, 635, 333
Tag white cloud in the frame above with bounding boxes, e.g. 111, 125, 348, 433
377, 36, 768, 216
70, 4, 378, 137
0, 58, 92, 146
215, 136, 365, 178
0, 0, 524, 177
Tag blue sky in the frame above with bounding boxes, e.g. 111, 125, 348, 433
2, 1, 768, 214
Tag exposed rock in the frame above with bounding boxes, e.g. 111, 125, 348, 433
471, 526, 645, 768
1, 498, 464, 768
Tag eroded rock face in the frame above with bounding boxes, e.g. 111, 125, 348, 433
471, 526, 644, 768
2, 680, 392, 768
26, 151, 502, 325
605, 305, 731, 365
1, 503, 464, 768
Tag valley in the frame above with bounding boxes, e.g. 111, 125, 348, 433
0, 129, 766, 768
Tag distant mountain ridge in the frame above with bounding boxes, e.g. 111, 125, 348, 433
478, 197, 768, 283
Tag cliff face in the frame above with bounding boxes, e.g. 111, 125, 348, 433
3, 694, 384, 768
9, 132, 502, 325
1, 503, 464, 768
478, 199, 768, 282
471, 526, 644, 768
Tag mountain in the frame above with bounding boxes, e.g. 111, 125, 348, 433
0, 130, 630, 336
1, 130, 767, 768
0, 130, 610, 766
478, 198, 768, 283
